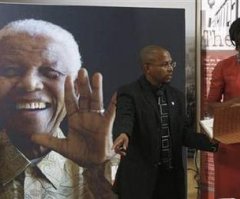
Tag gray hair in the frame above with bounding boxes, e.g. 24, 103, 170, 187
0, 18, 81, 77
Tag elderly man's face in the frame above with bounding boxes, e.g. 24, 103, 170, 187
0, 33, 71, 138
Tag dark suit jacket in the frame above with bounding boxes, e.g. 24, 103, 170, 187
112, 76, 216, 199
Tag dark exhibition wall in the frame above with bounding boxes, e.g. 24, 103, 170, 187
0, 3, 185, 105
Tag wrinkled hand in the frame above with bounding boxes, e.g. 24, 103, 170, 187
32, 68, 116, 167
112, 133, 129, 156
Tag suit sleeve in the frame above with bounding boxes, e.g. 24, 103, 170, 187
112, 89, 136, 141
182, 120, 218, 152
177, 91, 218, 152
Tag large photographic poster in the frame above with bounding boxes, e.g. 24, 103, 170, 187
0, 3, 185, 198
200, 0, 237, 198
0, 3, 185, 102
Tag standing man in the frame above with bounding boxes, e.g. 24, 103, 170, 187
112, 45, 218, 199
0, 19, 116, 199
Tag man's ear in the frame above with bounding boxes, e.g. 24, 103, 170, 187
143, 63, 150, 74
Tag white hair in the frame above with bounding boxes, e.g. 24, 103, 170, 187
0, 18, 81, 77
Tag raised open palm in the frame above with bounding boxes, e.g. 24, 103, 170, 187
32, 68, 116, 167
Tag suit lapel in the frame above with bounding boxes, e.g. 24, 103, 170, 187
138, 76, 160, 117
138, 76, 178, 132
138, 75, 179, 149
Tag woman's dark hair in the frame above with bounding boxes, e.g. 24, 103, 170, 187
229, 18, 240, 49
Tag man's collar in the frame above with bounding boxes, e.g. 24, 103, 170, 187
0, 130, 31, 186
0, 129, 69, 189
36, 129, 68, 189
141, 75, 167, 95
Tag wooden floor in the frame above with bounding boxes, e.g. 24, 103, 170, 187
187, 157, 199, 199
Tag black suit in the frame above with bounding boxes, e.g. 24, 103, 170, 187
112, 76, 216, 199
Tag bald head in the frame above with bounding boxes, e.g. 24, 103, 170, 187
140, 45, 169, 66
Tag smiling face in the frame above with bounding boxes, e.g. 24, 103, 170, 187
0, 33, 72, 139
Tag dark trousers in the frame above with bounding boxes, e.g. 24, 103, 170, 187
152, 168, 183, 199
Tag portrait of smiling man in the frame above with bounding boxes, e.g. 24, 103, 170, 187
0, 19, 116, 199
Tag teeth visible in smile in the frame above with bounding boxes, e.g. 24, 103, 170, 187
16, 102, 47, 110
